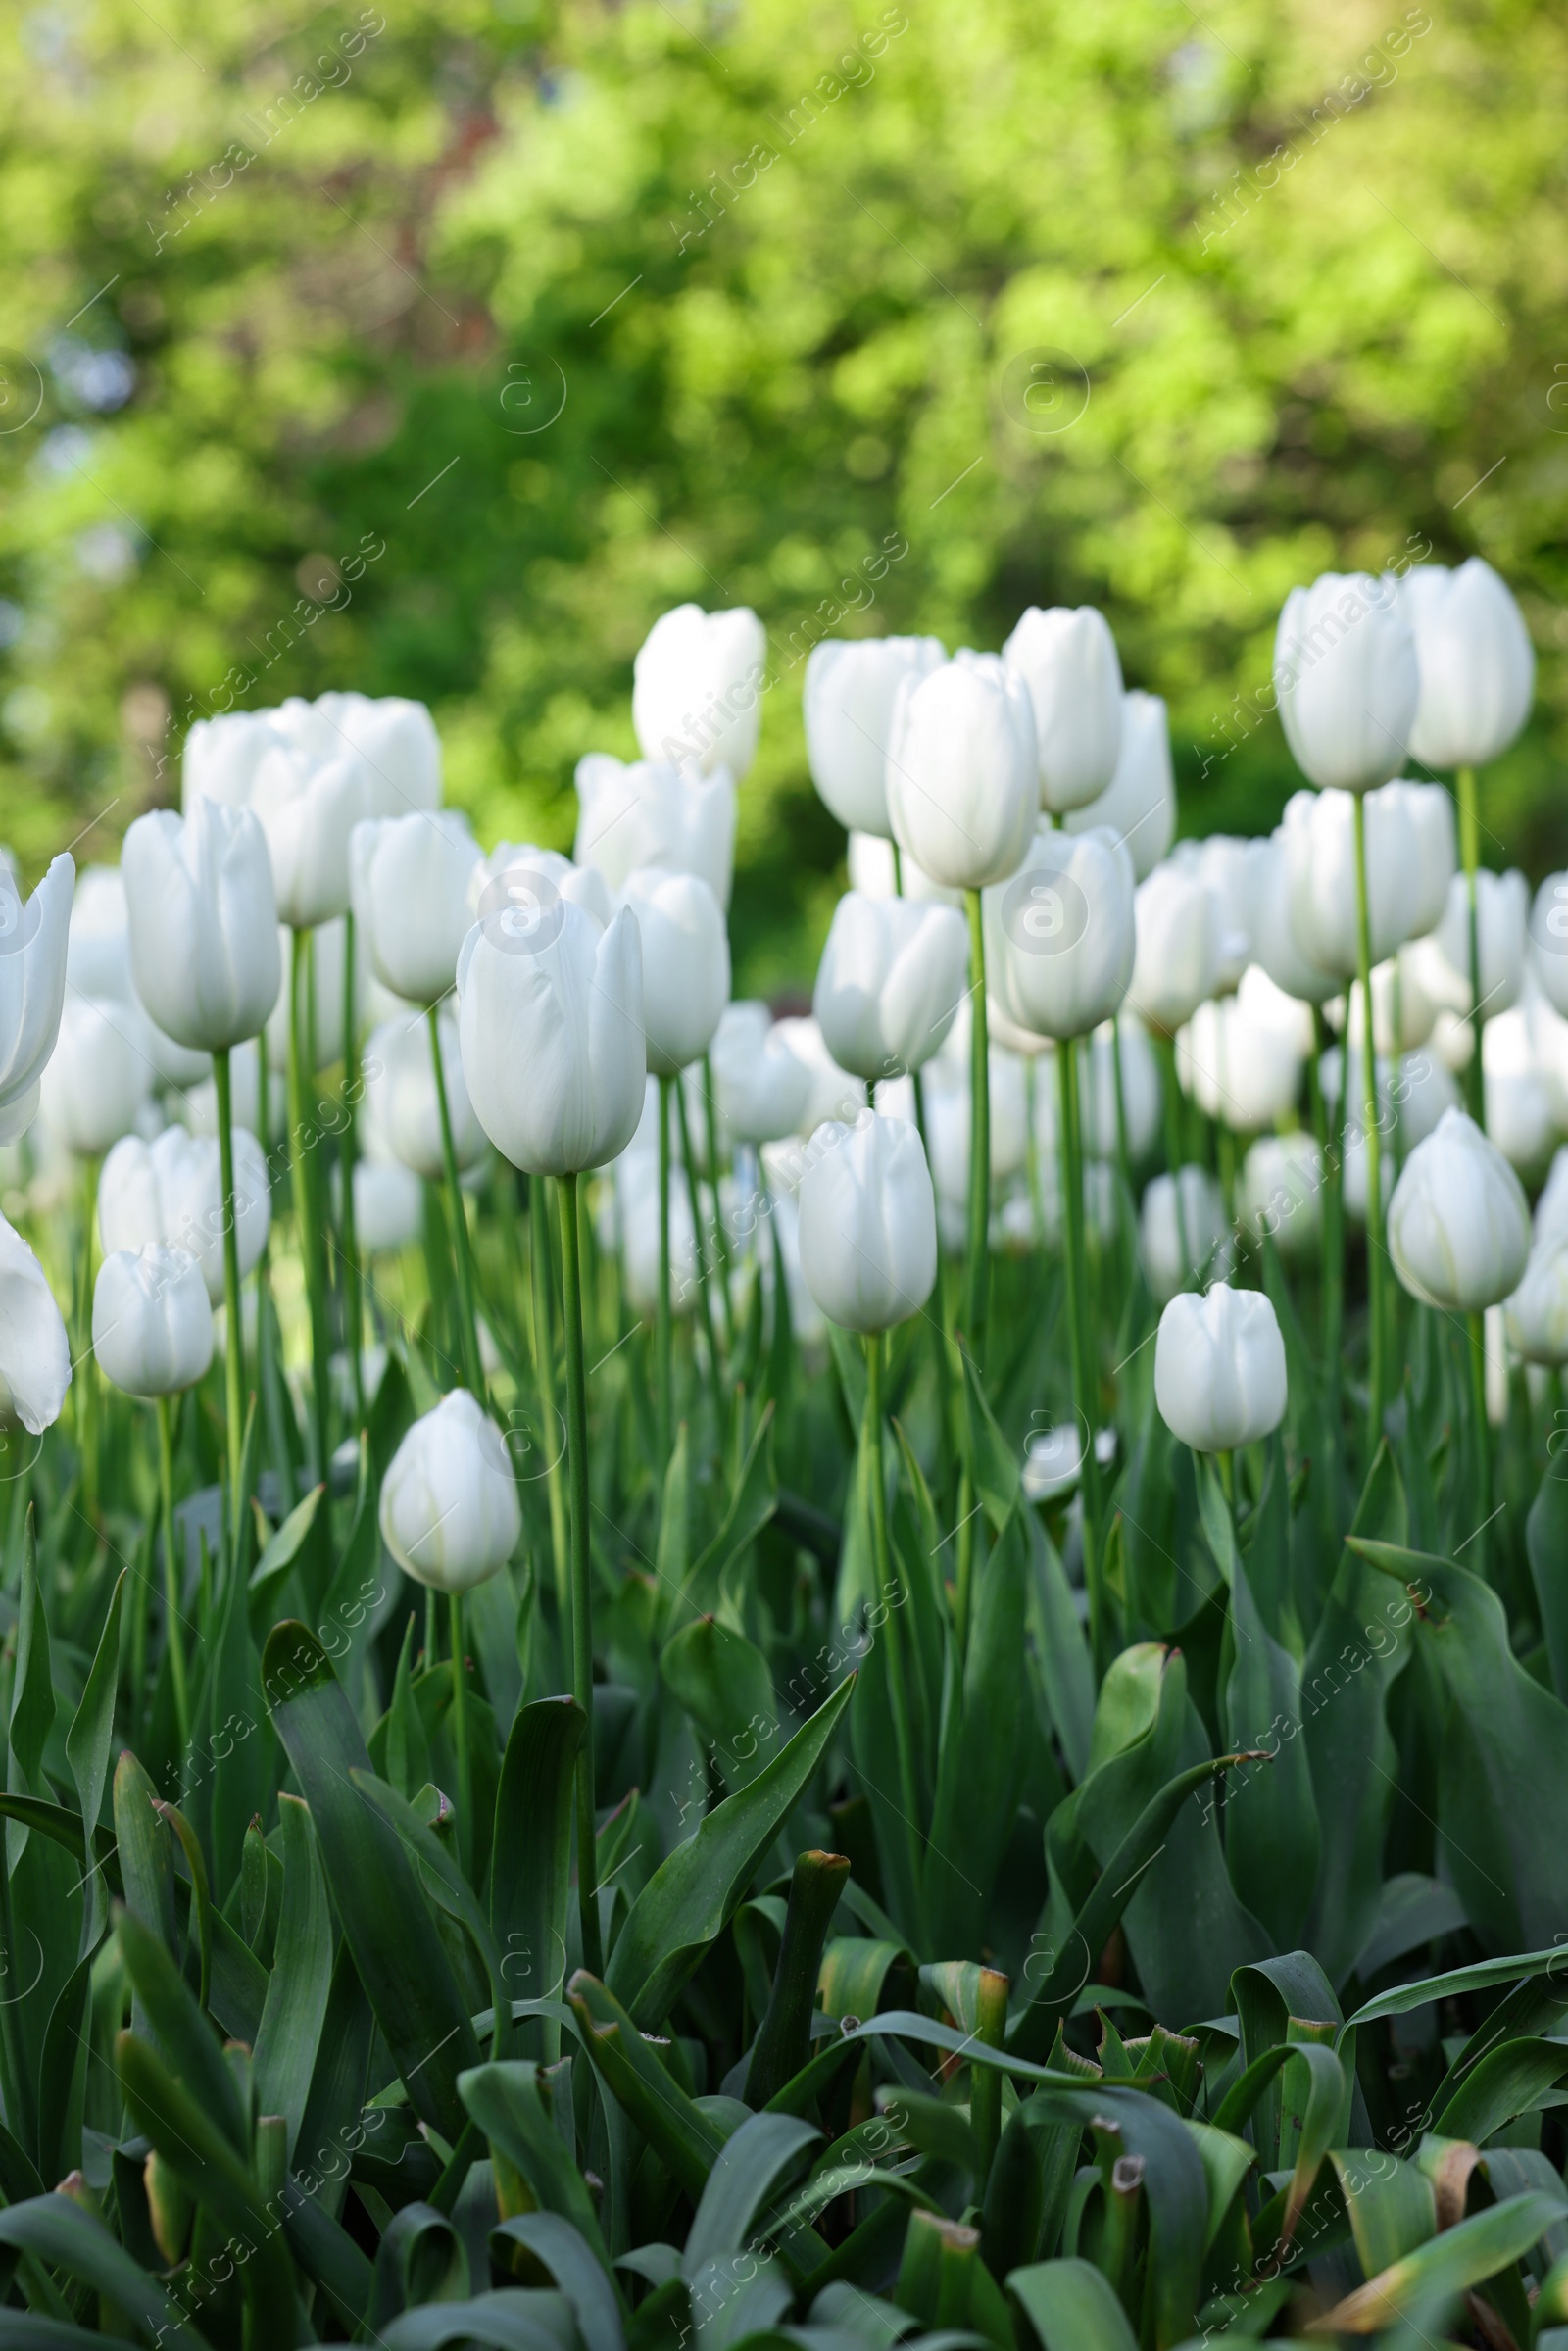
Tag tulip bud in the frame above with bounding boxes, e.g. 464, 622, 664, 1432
378, 1389, 521, 1593
1002, 606, 1124, 812
1128, 862, 1222, 1036
1238, 1131, 1323, 1258
1396, 780, 1458, 940
1482, 1006, 1557, 1177
1282, 786, 1434, 983
814, 891, 969, 1081
805, 637, 945, 836
1062, 690, 1175, 879
632, 603, 767, 780
797, 1111, 937, 1334
476, 844, 612, 930
457, 885, 645, 1177
1170, 836, 1264, 995
1529, 873, 1568, 1019
298, 691, 442, 815
249, 741, 368, 928
769, 1015, 862, 1137
1079, 1015, 1162, 1162
618, 867, 730, 1077
67, 865, 211, 1089
1274, 571, 1418, 792
39, 996, 153, 1156
351, 811, 482, 1007
1154, 1281, 1288, 1452
122, 799, 282, 1053
1139, 1166, 1232, 1302
1399, 559, 1535, 771
985, 824, 1135, 1045
93, 1245, 214, 1397
710, 1002, 811, 1145
363, 1009, 485, 1185
1387, 1105, 1530, 1311
0, 1212, 71, 1433
1504, 1236, 1568, 1367
885, 652, 1038, 892
1250, 831, 1337, 1007
845, 831, 959, 906
182, 710, 286, 813
1177, 965, 1310, 1134
0, 853, 74, 1145
1430, 867, 1528, 1021
921, 1035, 1029, 1224
99, 1124, 271, 1304
575, 754, 736, 908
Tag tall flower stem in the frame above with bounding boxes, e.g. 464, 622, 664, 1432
1110, 1017, 1135, 1269
701, 1053, 735, 1348
78, 1154, 100, 1523
1058, 1034, 1104, 1660
675, 1079, 725, 1430
1309, 1008, 1344, 1449
528, 1173, 570, 1639
558, 1170, 604, 1978
286, 938, 331, 1482
214, 1046, 248, 1543
1456, 763, 1485, 1127
657, 1075, 674, 1465
1468, 1308, 1491, 1574
155, 1394, 189, 1753
427, 1003, 484, 1400
1352, 793, 1387, 1449
449, 1589, 471, 1871
1156, 1034, 1194, 1282
863, 1330, 921, 1900
340, 911, 365, 1424
962, 890, 991, 1362
1024, 1058, 1047, 1251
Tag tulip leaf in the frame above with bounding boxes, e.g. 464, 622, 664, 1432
1432, 2035, 1568, 2145
0, 2193, 208, 2349
458, 2061, 612, 2269
680, 1403, 777, 1618
253, 1792, 334, 2162
1527, 1445, 1568, 1703
925, 1501, 1029, 1957
681, 2112, 819, 2276
1221, 1512, 1320, 1949
568, 1971, 730, 2199
64, 1568, 124, 1959
491, 1696, 584, 2052
1325, 2150, 1436, 2278
661, 1617, 777, 1794
248, 1479, 325, 1622
1313, 2190, 1564, 2335
490, 2214, 627, 2351
1008, 2258, 1140, 2351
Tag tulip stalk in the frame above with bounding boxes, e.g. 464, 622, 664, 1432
1057, 1035, 1104, 1658
656, 1077, 675, 1464
155, 1395, 190, 1753
558, 1169, 604, 1977
962, 891, 991, 1358
340, 911, 365, 1424
449, 1589, 471, 1869
862, 1330, 921, 1904
528, 1172, 570, 1637
1309, 1008, 1344, 1445
1156, 1036, 1194, 1281
700, 1053, 735, 1349
213, 1048, 248, 1542
1352, 794, 1387, 1445
1468, 1309, 1491, 1572
675, 1081, 726, 1430
77, 1155, 100, 1523
427, 1003, 485, 1401
286, 936, 331, 1482
1456, 764, 1485, 1128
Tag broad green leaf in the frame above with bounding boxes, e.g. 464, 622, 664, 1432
926, 1502, 1029, 1955
458, 2062, 611, 2270
1022, 1507, 1094, 1786
1313, 2189, 1563, 2334
35, 1954, 92, 2190
1527, 1446, 1568, 1702
1222, 1519, 1319, 1950
1326, 2151, 1436, 2278
294, 1942, 373, 2223
1433, 2036, 1568, 2145
682, 1403, 777, 1617
115, 1907, 246, 2155
491, 1696, 584, 2056
1008, 2257, 1139, 2351
7, 1519, 55, 1867
818, 1937, 913, 2023
492, 2214, 627, 2351
247, 1480, 324, 1626
661, 1617, 777, 1794
0, 2193, 206, 2348
350, 1767, 512, 2057
253, 1793, 333, 2161
682, 2113, 819, 2276
375, 2286, 577, 2350
277, 2173, 375, 2331
1184, 2119, 1255, 2254
568, 1973, 729, 2201
64, 1570, 123, 1958
1345, 1943, 1568, 2033
368, 2200, 469, 2329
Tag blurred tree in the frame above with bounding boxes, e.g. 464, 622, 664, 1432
0, 0, 1564, 989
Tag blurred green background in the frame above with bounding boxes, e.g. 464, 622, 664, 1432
1, 0, 1564, 993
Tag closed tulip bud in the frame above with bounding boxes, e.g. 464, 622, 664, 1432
1274, 571, 1418, 792
1003, 605, 1124, 812
298, 691, 442, 815
378, 1389, 520, 1593
249, 741, 368, 927
1154, 1281, 1288, 1452
710, 1002, 811, 1144
100, 1123, 270, 1303
814, 891, 968, 1081
805, 637, 945, 836
575, 754, 736, 907
885, 652, 1038, 892
122, 799, 282, 1052
1129, 862, 1222, 1036
1063, 689, 1175, 879
1080, 1015, 1162, 1161
1337, 1049, 1460, 1221
1170, 836, 1264, 995
93, 1245, 213, 1397
67, 866, 211, 1088
618, 1157, 698, 1322
845, 830, 959, 906
1140, 1166, 1232, 1302
613, 868, 728, 1078
1398, 780, 1458, 940
0, 1212, 71, 1432
476, 844, 612, 930
769, 1015, 863, 1137
1430, 867, 1528, 1021
182, 710, 286, 813
1250, 831, 1338, 1006
922, 1035, 1029, 1216
1282, 786, 1430, 983
1346, 947, 1443, 1056
0, 853, 73, 1144
351, 811, 482, 1007
365, 1010, 484, 1184
1178, 964, 1311, 1134
1399, 558, 1535, 770
1529, 873, 1568, 1018
353, 1154, 425, 1255
632, 603, 767, 780
797, 1110, 937, 1333
1238, 1131, 1323, 1257
1388, 1105, 1530, 1310
985, 824, 1135, 1044
1482, 1006, 1557, 1177
39, 997, 152, 1155
457, 885, 645, 1176
1504, 1236, 1568, 1367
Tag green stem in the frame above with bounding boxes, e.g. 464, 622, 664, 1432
1352, 793, 1386, 1449
214, 1047, 247, 1545
529, 1173, 570, 1641
1024, 1057, 1047, 1252
675, 1078, 725, 1432
657, 1075, 674, 1465
1456, 763, 1484, 1127
156, 1395, 189, 1754
1468, 1308, 1491, 1573
449, 1589, 470, 1871
558, 1171, 604, 1979
427, 1003, 484, 1399
1309, 1007, 1344, 1455
78, 1154, 100, 1525
1058, 1035, 1104, 1660
1156, 1033, 1194, 1283
864, 1331, 921, 1900
341, 911, 365, 1424
1110, 1016, 1135, 1273
701, 1053, 735, 1348
962, 889, 990, 1362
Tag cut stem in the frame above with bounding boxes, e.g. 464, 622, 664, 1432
155, 1394, 189, 1754
863, 1330, 921, 1901
1352, 792, 1386, 1448
427, 1002, 485, 1400
1058, 1034, 1104, 1659
558, 1170, 604, 1978
1456, 762, 1485, 1127
962, 889, 991, 1362
213, 1046, 247, 1543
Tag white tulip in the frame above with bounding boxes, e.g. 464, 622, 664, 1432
1388, 1105, 1530, 1311
249, 741, 368, 928
1250, 830, 1337, 1006
457, 892, 644, 1177
475, 844, 612, 931
351, 811, 481, 1008
379, 1389, 521, 1593
1177, 971, 1306, 1133
770, 1016, 863, 1138
365, 1010, 485, 1184
99, 1123, 270, 1303
289, 692, 442, 816
885, 652, 1038, 892
182, 710, 287, 813
1140, 1166, 1232, 1302
618, 868, 729, 1077
1079, 1015, 1162, 1162
1539, 1147, 1568, 1249
353, 1156, 425, 1255
1482, 1006, 1558, 1177
617, 1147, 697, 1322
985, 824, 1135, 1045
122, 799, 281, 1052
1128, 861, 1222, 1035
1063, 690, 1175, 879
922, 1035, 1029, 1211
1504, 1236, 1568, 1368
1338, 1048, 1462, 1222
1399, 559, 1535, 770
0, 854, 74, 1145
709, 1003, 812, 1145
67, 864, 211, 1088
93, 1244, 213, 1397
1430, 867, 1528, 1021
39, 996, 152, 1155
1002, 605, 1124, 812
1170, 836, 1266, 994
845, 831, 960, 906
1345, 947, 1443, 1057
797, 1111, 937, 1333
1274, 571, 1418, 792
183, 1037, 284, 1146
632, 603, 767, 780
0, 1212, 71, 1433
574, 754, 736, 908
1238, 1131, 1323, 1257
1282, 786, 1429, 983
805, 637, 945, 836
1529, 873, 1568, 1018
1154, 1282, 1287, 1452
814, 892, 968, 1081
1397, 780, 1458, 940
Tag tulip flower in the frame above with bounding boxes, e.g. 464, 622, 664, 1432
814, 892, 969, 1082
805, 636, 945, 836
845, 831, 960, 906
1140, 1166, 1232, 1302
0, 853, 74, 1144
290, 691, 442, 815
885, 651, 1038, 893
99, 1123, 270, 1304
632, 603, 767, 779
1063, 690, 1176, 880
122, 798, 282, 1053
618, 868, 729, 1078
710, 1002, 811, 1145
1338, 1051, 1461, 1221
1080, 1015, 1162, 1163
1431, 868, 1528, 1021
1170, 836, 1264, 995
248, 739, 368, 928
1238, 1131, 1323, 1258
352, 1151, 424, 1255
1482, 1006, 1557, 1177
1284, 785, 1442, 984
1397, 780, 1458, 942
1002, 605, 1124, 812
182, 710, 286, 812
351, 810, 482, 1007
1250, 831, 1337, 1007
67, 865, 210, 1089
477, 843, 612, 930
1128, 861, 1222, 1036
0, 1212, 71, 1433
1530, 872, 1568, 1017
365, 1010, 485, 1185
93, 1243, 213, 1398
1154, 1282, 1288, 1453
380, 1388, 520, 1594
1399, 559, 1535, 771
1388, 1106, 1530, 1312
575, 755, 737, 908
617, 1151, 698, 1321
39, 996, 152, 1156
770, 1016, 863, 1136
985, 825, 1135, 1045
1504, 1235, 1568, 1368
1345, 948, 1445, 1057
1274, 570, 1418, 793
797, 1111, 937, 1334
1177, 965, 1310, 1135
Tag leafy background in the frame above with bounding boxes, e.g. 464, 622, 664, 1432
1, 0, 1565, 992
